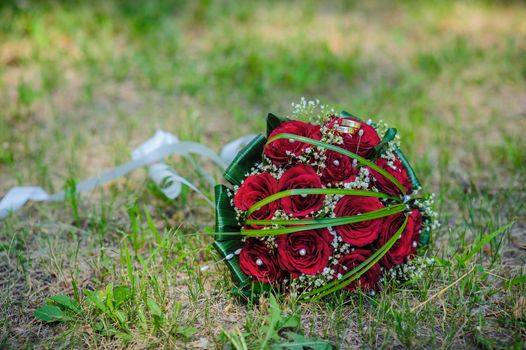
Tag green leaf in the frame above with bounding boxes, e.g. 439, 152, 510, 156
147, 298, 163, 318
176, 326, 197, 339
280, 315, 300, 329
34, 304, 64, 322
246, 188, 397, 217
459, 223, 514, 265
244, 204, 407, 237
223, 135, 266, 186
115, 332, 132, 342
144, 206, 162, 244
113, 286, 132, 307
49, 295, 80, 313
431, 256, 450, 267
507, 274, 526, 288
261, 293, 284, 348
84, 290, 108, 314
271, 332, 333, 350
373, 128, 397, 159
222, 327, 248, 350
214, 184, 242, 241
115, 310, 127, 324
105, 283, 114, 311
395, 147, 421, 191
214, 240, 250, 286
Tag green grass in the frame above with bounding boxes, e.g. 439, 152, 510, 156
1, 0, 525, 348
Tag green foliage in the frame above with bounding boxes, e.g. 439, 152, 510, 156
458, 222, 514, 266
271, 332, 333, 350
34, 304, 67, 323
65, 178, 80, 227
34, 294, 79, 322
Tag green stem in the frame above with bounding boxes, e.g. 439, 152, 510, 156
267, 133, 406, 195
242, 204, 407, 237
300, 215, 409, 300
247, 188, 398, 217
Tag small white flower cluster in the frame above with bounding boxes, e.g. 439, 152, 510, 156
375, 120, 401, 169
317, 195, 341, 218
412, 193, 440, 231
320, 124, 344, 145
227, 186, 248, 226
381, 147, 398, 170
260, 145, 329, 177
282, 146, 328, 174
291, 97, 335, 123
260, 235, 277, 249
385, 256, 435, 284
344, 167, 371, 190
291, 266, 336, 291
255, 159, 285, 180
271, 209, 294, 224
375, 120, 400, 147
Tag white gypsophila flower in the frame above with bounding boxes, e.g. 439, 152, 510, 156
291, 98, 335, 124
411, 194, 440, 231
387, 255, 435, 284
320, 124, 344, 145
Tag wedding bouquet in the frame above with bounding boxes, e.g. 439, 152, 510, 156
214, 100, 436, 300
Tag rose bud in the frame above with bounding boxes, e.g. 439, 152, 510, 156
264, 120, 321, 165
321, 150, 359, 185
276, 229, 334, 278
370, 156, 412, 196
239, 238, 282, 283
234, 172, 278, 226
377, 209, 422, 268
334, 196, 384, 246
279, 165, 325, 217
325, 116, 380, 158
335, 249, 381, 291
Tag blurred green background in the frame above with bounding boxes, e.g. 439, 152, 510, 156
1, 0, 525, 190
1, 0, 525, 348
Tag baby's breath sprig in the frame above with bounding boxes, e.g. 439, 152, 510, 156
291, 97, 335, 124
230, 184, 247, 226
320, 124, 344, 145
291, 267, 336, 292
343, 166, 371, 190
375, 120, 401, 167
383, 255, 435, 284
257, 159, 285, 180
412, 193, 440, 231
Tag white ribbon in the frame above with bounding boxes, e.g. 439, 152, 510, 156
0, 130, 257, 219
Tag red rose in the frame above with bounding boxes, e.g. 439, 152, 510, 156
279, 165, 325, 217
234, 173, 278, 224
377, 209, 422, 268
264, 120, 321, 165
334, 249, 381, 291
321, 150, 359, 184
334, 196, 384, 246
276, 229, 334, 277
325, 116, 380, 158
239, 238, 282, 283
370, 157, 412, 196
